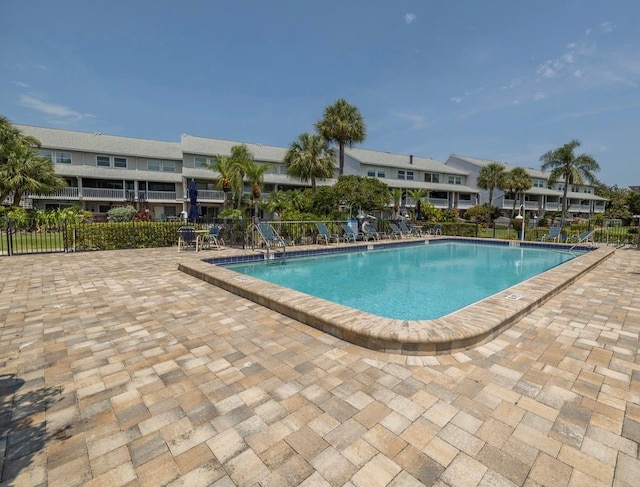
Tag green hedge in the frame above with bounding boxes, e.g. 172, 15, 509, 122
65, 221, 188, 251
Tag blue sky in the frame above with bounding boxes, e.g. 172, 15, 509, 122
1, 0, 638, 186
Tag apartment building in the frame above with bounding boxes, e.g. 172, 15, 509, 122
445, 154, 606, 220
13, 125, 479, 219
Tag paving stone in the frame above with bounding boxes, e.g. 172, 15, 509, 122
0, 245, 638, 486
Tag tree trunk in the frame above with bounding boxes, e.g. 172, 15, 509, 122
560, 176, 569, 229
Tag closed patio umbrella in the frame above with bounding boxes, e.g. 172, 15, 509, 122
416, 199, 423, 220
188, 179, 199, 222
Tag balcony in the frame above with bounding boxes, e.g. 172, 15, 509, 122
194, 190, 225, 202
27, 187, 80, 200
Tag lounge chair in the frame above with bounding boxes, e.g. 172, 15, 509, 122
432, 224, 442, 236
178, 226, 198, 252
362, 221, 386, 240
398, 220, 421, 237
388, 223, 405, 239
201, 225, 225, 250
256, 222, 293, 247
539, 226, 562, 242
316, 222, 342, 244
570, 230, 595, 247
341, 223, 364, 242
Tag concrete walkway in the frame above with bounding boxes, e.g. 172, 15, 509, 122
0, 246, 638, 486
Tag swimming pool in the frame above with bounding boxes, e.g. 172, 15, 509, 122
179, 238, 611, 354
224, 241, 583, 320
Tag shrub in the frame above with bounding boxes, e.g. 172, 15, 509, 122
107, 206, 136, 222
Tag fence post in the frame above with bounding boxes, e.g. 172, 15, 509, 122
5, 219, 12, 256
62, 218, 68, 253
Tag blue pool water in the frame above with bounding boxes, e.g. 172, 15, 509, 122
225, 242, 582, 320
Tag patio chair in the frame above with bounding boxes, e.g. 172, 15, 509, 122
256, 222, 293, 247
388, 223, 405, 239
201, 225, 225, 250
569, 230, 595, 247
178, 226, 198, 252
316, 222, 342, 244
398, 220, 421, 237
341, 223, 364, 242
362, 221, 386, 240
539, 226, 562, 242
431, 224, 442, 236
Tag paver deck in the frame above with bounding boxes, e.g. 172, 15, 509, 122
0, 244, 638, 486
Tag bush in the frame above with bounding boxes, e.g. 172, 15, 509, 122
65, 221, 184, 250
107, 206, 137, 222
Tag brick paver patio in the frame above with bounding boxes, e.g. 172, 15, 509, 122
0, 245, 638, 486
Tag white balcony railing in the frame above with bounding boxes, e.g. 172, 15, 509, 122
27, 187, 80, 199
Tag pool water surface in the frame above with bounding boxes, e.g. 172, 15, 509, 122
225, 241, 583, 320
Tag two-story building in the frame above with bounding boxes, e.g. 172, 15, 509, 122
13, 125, 477, 219
445, 154, 606, 220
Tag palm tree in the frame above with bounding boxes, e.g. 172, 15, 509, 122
390, 188, 403, 218
407, 188, 428, 219
477, 162, 507, 221
502, 167, 532, 217
315, 99, 366, 177
206, 155, 235, 208
540, 139, 600, 228
228, 144, 254, 210
284, 133, 335, 191
0, 142, 66, 206
245, 162, 271, 215
0, 116, 65, 206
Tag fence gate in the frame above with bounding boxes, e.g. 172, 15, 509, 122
1, 218, 68, 256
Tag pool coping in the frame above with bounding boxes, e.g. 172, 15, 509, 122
178, 237, 615, 355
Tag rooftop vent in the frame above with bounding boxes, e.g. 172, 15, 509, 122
409, 154, 413, 164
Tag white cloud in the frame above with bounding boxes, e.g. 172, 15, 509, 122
536, 63, 557, 78
404, 13, 416, 24
20, 94, 91, 121
573, 69, 583, 78
13, 81, 29, 88
585, 28, 592, 36
391, 111, 430, 130
534, 92, 546, 100
449, 96, 463, 103
600, 21, 614, 33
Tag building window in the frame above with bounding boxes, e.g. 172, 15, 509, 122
533, 178, 545, 188
397, 170, 414, 180
424, 173, 439, 183
114, 157, 127, 168
97, 156, 111, 167
447, 175, 462, 185
55, 152, 72, 164
367, 167, 385, 178
194, 157, 208, 168
39, 150, 53, 161
148, 160, 176, 172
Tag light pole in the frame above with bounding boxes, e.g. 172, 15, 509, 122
515, 204, 525, 242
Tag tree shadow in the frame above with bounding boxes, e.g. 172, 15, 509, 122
0, 374, 66, 483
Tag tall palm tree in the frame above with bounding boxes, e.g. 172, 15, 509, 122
502, 167, 532, 217
228, 144, 254, 210
284, 133, 335, 192
315, 99, 366, 177
245, 162, 271, 215
476, 162, 507, 221
540, 139, 600, 228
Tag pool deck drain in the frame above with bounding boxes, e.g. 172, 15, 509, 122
179, 238, 615, 355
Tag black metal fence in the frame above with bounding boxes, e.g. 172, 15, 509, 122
1, 217, 636, 257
